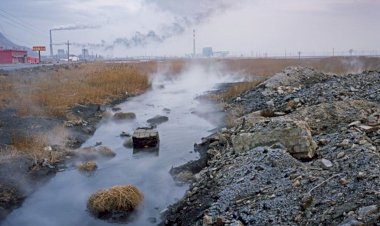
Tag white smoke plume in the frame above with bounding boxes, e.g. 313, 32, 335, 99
51, 24, 101, 31
70, 0, 241, 50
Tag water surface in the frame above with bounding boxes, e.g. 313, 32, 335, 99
3, 66, 237, 226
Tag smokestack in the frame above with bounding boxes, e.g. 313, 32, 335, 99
193, 29, 196, 57
50, 29, 53, 57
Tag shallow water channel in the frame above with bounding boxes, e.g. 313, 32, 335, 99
3, 66, 238, 226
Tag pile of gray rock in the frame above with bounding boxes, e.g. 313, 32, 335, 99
164, 67, 380, 225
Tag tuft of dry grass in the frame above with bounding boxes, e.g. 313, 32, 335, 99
8, 125, 69, 165
214, 80, 263, 102
78, 161, 97, 172
87, 185, 144, 217
0, 76, 13, 110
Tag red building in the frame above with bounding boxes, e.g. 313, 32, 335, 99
27, 56, 39, 64
0, 49, 27, 64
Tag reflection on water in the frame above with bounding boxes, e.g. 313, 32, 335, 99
133, 147, 160, 158
3, 65, 239, 226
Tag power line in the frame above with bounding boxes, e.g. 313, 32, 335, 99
0, 9, 45, 36
0, 31, 34, 47
0, 9, 50, 48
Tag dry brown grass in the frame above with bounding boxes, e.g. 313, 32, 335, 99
202, 56, 380, 103
78, 161, 97, 172
221, 56, 380, 77
7, 125, 69, 165
1, 62, 150, 117
0, 76, 13, 109
10, 134, 65, 165
215, 80, 263, 101
2, 57, 378, 118
87, 185, 144, 217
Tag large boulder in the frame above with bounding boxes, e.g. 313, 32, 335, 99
232, 118, 317, 160
147, 115, 169, 126
75, 146, 116, 160
287, 100, 380, 134
132, 127, 159, 149
112, 112, 136, 121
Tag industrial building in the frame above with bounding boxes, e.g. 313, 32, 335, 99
202, 47, 213, 57
0, 49, 27, 64
57, 49, 66, 58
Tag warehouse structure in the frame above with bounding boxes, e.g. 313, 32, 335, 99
0, 49, 27, 64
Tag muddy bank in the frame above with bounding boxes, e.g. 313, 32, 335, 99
165, 67, 380, 225
0, 65, 137, 222
0, 103, 107, 221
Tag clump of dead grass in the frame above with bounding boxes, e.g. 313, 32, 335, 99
78, 161, 97, 172
87, 185, 144, 218
220, 81, 262, 101
9, 125, 69, 165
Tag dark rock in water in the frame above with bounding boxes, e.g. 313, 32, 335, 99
120, 131, 131, 137
112, 112, 136, 120
112, 107, 121, 112
162, 108, 171, 114
147, 115, 168, 126
132, 127, 159, 149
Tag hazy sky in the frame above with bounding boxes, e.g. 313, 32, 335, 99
0, 0, 379, 57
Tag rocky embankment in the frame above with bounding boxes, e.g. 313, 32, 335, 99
165, 67, 380, 225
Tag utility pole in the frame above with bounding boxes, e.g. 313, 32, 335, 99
82, 48, 86, 61
193, 29, 196, 58
67, 40, 70, 62
298, 51, 301, 60
49, 29, 53, 57
333, 48, 335, 57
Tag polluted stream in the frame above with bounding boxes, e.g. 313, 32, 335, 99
3, 65, 240, 226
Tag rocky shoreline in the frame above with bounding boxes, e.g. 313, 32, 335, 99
164, 67, 380, 225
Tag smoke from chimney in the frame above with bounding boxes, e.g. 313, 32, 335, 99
51, 24, 101, 31
64, 1, 240, 51
49, 24, 101, 57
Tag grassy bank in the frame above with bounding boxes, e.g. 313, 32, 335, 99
0, 62, 151, 165
1, 63, 150, 118
208, 56, 380, 101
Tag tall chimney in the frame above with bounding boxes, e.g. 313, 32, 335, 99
49, 29, 53, 57
193, 29, 196, 58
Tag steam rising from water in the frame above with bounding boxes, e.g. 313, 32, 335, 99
3, 63, 244, 226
